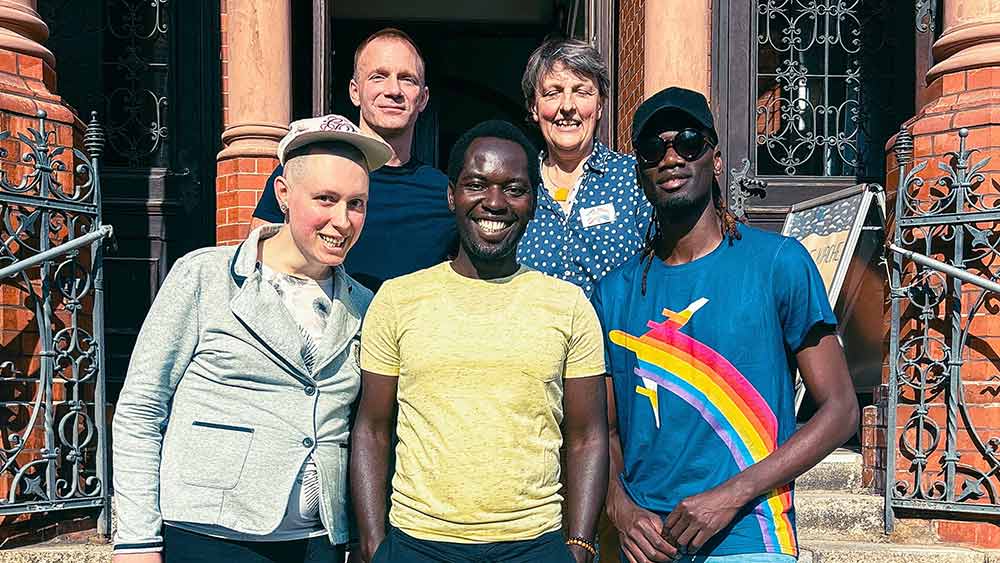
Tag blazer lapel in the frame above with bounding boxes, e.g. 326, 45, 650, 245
313, 267, 362, 374
230, 273, 311, 381
228, 225, 311, 383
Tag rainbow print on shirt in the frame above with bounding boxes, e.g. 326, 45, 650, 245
609, 298, 797, 556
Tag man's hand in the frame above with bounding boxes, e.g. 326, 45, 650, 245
663, 483, 746, 555
608, 486, 678, 563
112, 553, 162, 563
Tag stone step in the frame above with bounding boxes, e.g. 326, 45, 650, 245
0, 544, 112, 563
800, 539, 1000, 563
796, 490, 936, 544
797, 448, 863, 492
796, 490, 887, 543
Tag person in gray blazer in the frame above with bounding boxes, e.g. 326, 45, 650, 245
111, 115, 393, 563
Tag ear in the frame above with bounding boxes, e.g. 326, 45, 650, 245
275, 174, 291, 211
349, 78, 361, 108
713, 149, 724, 178
447, 181, 456, 213
596, 100, 603, 123
417, 86, 430, 113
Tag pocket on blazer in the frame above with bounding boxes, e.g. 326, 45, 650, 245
180, 421, 255, 490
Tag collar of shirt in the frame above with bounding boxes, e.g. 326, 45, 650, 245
536, 139, 613, 208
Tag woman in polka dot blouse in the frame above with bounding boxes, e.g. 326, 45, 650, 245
517, 37, 653, 297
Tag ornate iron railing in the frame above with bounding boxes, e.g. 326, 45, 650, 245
0, 110, 112, 533
885, 125, 1000, 529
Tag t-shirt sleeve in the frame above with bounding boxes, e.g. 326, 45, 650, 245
589, 280, 612, 375
566, 288, 608, 378
360, 282, 401, 377
252, 165, 285, 223
773, 237, 838, 352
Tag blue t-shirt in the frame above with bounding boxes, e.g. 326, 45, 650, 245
590, 225, 836, 558
253, 161, 456, 292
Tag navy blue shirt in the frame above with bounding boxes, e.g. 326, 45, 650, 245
517, 140, 652, 297
590, 225, 836, 558
253, 161, 456, 292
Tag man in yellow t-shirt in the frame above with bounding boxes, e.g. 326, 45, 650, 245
351, 121, 608, 563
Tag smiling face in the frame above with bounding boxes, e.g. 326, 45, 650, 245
275, 147, 369, 269
448, 137, 535, 263
349, 37, 429, 137
530, 62, 602, 156
636, 112, 723, 219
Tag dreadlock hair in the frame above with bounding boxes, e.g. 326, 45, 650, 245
639, 177, 746, 296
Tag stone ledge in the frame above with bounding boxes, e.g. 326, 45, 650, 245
0, 544, 111, 563
798, 449, 863, 492
796, 490, 935, 544
800, 539, 999, 563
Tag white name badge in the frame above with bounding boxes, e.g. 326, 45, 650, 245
580, 203, 616, 227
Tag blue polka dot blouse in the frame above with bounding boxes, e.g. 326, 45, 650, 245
517, 140, 653, 297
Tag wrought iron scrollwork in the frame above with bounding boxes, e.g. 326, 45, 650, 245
915, 0, 936, 33
0, 111, 110, 518
887, 127, 1000, 523
729, 158, 768, 219
753, 0, 905, 180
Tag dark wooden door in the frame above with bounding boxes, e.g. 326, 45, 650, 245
42, 0, 221, 400
711, 0, 917, 230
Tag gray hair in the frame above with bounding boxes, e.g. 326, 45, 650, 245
521, 38, 610, 110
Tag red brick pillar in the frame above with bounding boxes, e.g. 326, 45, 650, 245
615, 0, 644, 152
0, 0, 98, 545
215, 0, 291, 245
882, 0, 1000, 549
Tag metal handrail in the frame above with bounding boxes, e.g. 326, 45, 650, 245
0, 224, 113, 280
888, 243, 1000, 295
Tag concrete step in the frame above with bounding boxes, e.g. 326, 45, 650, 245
0, 544, 111, 563
796, 490, 887, 543
800, 539, 1000, 563
797, 448, 863, 492
795, 490, 937, 544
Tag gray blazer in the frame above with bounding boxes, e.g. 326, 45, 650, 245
112, 225, 372, 553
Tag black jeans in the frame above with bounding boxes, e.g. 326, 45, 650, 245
163, 525, 346, 563
372, 527, 575, 563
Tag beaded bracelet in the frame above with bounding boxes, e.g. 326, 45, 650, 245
565, 536, 597, 557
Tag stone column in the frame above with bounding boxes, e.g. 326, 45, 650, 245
881, 0, 1000, 550
216, 0, 291, 245
0, 0, 53, 68
643, 0, 711, 98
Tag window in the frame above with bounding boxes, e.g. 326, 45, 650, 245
713, 0, 922, 230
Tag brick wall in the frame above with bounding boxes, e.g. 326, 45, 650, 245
216, 155, 278, 245
616, 0, 644, 153
878, 66, 1000, 550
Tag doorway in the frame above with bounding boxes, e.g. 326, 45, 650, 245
296, 0, 610, 170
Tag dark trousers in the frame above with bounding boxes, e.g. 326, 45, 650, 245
372, 527, 575, 563
164, 525, 346, 563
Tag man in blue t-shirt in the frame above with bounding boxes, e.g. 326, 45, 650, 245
591, 88, 859, 562
253, 28, 455, 291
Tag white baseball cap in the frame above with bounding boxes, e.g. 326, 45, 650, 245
277, 114, 394, 171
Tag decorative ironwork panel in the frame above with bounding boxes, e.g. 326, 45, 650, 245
41, 0, 169, 168
754, 0, 909, 180
0, 112, 111, 519
886, 127, 1000, 525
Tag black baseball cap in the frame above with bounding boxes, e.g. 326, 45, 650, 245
631, 87, 717, 143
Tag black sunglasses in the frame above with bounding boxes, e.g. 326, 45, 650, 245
635, 128, 715, 167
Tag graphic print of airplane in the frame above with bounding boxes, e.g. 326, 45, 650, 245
632, 297, 708, 428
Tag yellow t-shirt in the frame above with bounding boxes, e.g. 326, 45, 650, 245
361, 262, 606, 544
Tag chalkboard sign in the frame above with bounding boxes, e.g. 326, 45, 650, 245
781, 184, 887, 405
782, 184, 885, 307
